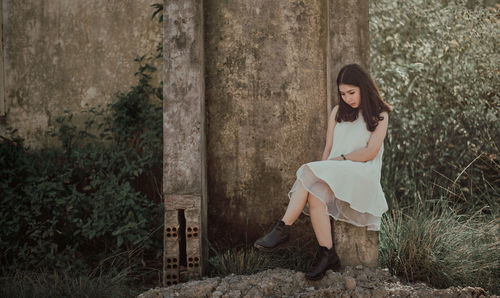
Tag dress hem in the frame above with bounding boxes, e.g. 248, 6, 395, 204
305, 163, 385, 216
288, 165, 382, 231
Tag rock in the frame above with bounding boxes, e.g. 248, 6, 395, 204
178, 279, 218, 297
464, 286, 488, 297
227, 289, 241, 297
353, 287, 371, 298
243, 286, 262, 298
357, 273, 368, 281
371, 287, 387, 298
344, 276, 356, 290
215, 279, 229, 293
433, 288, 456, 298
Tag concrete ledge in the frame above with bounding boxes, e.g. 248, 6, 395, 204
334, 220, 379, 268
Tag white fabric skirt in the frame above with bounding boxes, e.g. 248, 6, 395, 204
288, 161, 386, 231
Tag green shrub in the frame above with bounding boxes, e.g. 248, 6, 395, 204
0, 56, 163, 273
370, 0, 500, 210
371, 1, 499, 294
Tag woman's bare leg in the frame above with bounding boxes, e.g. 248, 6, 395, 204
308, 193, 333, 249
281, 181, 309, 225
281, 181, 333, 248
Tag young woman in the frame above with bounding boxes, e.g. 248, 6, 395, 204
254, 63, 392, 281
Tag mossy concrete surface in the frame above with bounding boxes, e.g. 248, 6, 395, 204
204, 0, 328, 245
1, 0, 161, 149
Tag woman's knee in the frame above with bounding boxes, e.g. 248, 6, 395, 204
307, 193, 323, 210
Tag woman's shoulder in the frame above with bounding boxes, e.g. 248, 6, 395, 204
329, 105, 339, 121
379, 111, 389, 121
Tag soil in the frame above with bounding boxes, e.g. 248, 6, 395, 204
138, 265, 496, 298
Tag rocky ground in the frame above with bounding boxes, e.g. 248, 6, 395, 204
138, 265, 496, 298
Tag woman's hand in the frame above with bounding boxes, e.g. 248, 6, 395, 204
337, 111, 389, 162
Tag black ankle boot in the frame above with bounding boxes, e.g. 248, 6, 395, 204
305, 245, 341, 281
254, 220, 290, 252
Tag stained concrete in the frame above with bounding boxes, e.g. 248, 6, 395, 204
163, 0, 207, 285
334, 221, 379, 268
328, 0, 370, 111
0, 0, 5, 117
163, 0, 205, 196
204, 0, 328, 244
1, 0, 161, 148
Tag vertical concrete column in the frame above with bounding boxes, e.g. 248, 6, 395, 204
163, 0, 207, 285
327, 0, 370, 111
0, 0, 5, 117
328, 0, 379, 268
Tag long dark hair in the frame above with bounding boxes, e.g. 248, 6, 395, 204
335, 64, 392, 132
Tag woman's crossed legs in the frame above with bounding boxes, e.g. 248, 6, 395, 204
254, 179, 340, 280
282, 180, 333, 249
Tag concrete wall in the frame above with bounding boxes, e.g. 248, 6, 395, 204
0, 0, 161, 149
204, 0, 329, 243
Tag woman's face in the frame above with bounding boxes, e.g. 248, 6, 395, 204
339, 84, 361, 108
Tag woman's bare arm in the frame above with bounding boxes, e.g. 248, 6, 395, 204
331, 112, 389, 162
321, 105, 339, 160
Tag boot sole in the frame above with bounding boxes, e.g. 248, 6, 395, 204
253, 239, 289, 252
305, 260, 341, 281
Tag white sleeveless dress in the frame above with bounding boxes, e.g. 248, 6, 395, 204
288, 110, 387, 231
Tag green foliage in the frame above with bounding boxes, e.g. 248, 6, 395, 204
0, 56, 163, 274
371, 0, 500, 294
110, 55, 163, 160
371, 0, 500, 210
151, 3, 163, 24
151, 3, 163, 58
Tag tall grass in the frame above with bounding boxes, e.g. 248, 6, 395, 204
379, 185, 499, 294
206, 237, 316, 277
0, 269, 139, 298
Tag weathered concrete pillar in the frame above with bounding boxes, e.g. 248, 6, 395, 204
328, 0, 379, 268
0, 0, 5, 117
327, 0, 370, 112
163, 0, 207, 286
